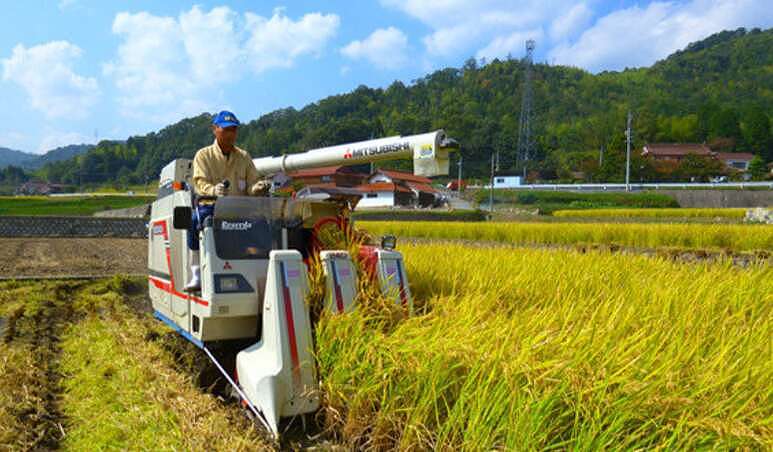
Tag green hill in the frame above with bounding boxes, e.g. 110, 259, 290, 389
34, 27, 773, 185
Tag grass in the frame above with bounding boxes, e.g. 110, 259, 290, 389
472, 190, 679, 213
0, 195, 153, 216
553, 207, 749, 219
316, 242, 773, 450
359, 220, 773, 252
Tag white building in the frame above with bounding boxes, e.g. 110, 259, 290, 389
355, 182, 412, 208
492, 175, 522, 188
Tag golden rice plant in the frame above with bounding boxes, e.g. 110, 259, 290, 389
316, 242, 772, 450
553, 207, 748, 219
359, 220, 773, 252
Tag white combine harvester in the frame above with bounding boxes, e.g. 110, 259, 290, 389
147, 131, 460, 437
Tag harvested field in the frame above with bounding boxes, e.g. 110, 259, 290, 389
0, 277, 271, 450
0, 238, 146, 278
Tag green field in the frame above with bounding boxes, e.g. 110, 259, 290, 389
472, 190, 679, 213
0, 196, 153, 216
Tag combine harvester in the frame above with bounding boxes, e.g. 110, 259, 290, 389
147, 131, 460, 437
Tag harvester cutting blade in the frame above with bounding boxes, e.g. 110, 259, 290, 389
235, 250, 320, 437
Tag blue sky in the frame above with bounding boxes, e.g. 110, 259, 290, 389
1, 0, 771, 153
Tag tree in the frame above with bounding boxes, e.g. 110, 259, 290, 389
709, 108, 742, 145
742, 106, 771, 160
674, 155, 726, 182
748, 155, 768, 180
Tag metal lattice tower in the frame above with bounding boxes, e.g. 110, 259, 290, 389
517, 39, 535, 178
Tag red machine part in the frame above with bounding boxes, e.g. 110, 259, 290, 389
310, 216, 350, 253
357, 245, 380, 280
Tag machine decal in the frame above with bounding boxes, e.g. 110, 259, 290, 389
221, 220, 252, 231
329, 259, 345, 313
150, 220, 210, 307
279, 261, 302, 390
348, 141, 411, 159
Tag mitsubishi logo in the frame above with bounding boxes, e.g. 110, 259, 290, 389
223, 262, 232, 270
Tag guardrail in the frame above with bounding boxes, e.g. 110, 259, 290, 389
471, 182, 773, 191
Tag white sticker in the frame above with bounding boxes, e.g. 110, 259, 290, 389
238, 179, 246, 190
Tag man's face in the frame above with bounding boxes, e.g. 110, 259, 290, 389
213, 125, 238, 151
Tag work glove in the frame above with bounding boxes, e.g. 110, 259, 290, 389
214, 182, 229, 197
250, 180, 270, 196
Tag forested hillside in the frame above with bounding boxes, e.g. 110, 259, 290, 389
34, 27, 773, 185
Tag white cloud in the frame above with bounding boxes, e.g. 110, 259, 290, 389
549, 0, 773, 72
1, 41, 100, 119
341, 27, 408, 69
104, 6, 339, 123
477, 28, 543, 60
179, 6, 243, 82
423, 24, 477, 57
549, 3, 593, 41
382, 0, 578, 59
245, 10, 340, 73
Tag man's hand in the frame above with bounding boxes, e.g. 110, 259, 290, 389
214, 182, 229, 197
250, 180, 270, 196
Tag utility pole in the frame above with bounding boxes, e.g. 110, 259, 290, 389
517, 39, 535, 181
599, 144, 604, 166
625, 111, 632, 192
457, 155, 463, 194
489, 153, 495, 212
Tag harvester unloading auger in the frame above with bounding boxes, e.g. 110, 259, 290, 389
147, 130, 460, 437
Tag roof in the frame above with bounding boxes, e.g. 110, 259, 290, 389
642, 143, 713, 157
406, 182, 438, 193
286, 166, 341, 178
375, 169, 433, 184
358, 182, 412, 193
287, 166, 367, 178
715, 152, 755, 161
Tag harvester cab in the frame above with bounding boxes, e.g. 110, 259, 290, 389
147, 130, 459, 437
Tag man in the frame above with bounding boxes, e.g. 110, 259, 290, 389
184, 110, 270, 291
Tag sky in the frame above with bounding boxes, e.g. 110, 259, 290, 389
1, 0, 771, 154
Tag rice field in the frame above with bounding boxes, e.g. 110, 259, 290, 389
1, 233, 770, 450
552, 207, 748, 219
359, 220, 773, 252
316, 242, 773, 449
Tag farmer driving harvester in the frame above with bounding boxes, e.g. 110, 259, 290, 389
184, 110, 270, 291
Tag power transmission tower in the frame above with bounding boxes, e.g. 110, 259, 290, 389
517, 39, 535, 181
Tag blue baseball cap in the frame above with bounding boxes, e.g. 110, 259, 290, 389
212, 110, 240, 128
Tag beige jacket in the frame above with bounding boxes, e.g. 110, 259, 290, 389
192, 140, 269, 197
